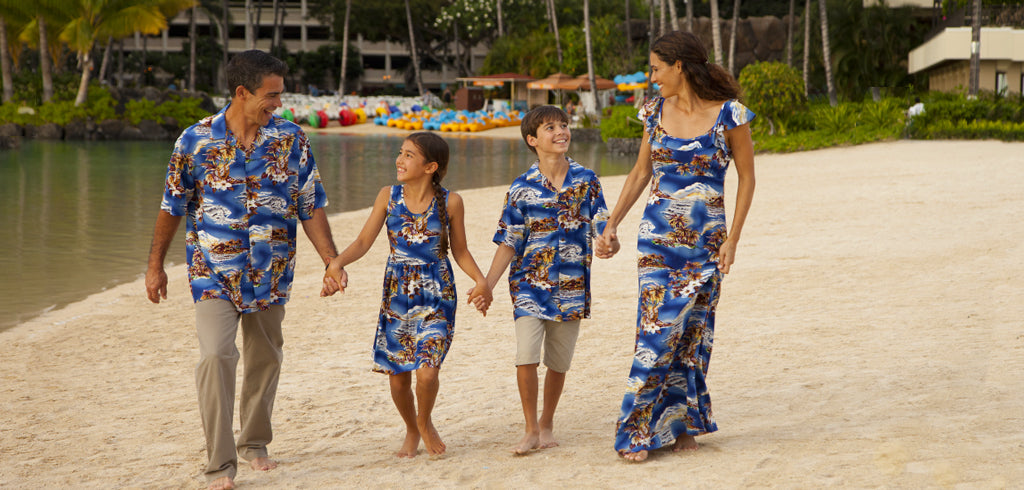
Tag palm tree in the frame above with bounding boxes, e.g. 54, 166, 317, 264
244, 0, 253, 50
818, 0, 835, 105
0, 17, 13, 103
728, 0, 740, 75
337, 0, 350, 95
802, 0, 810, 96
189, 5, 196, 91
547, 0, 562, 66
496, 0, 504, 37
60, 0, 195, 106
659, 0, 666, 35
220, 0, 229, 93
584, 0, 599, 114
0, 0, 30, 103
404, 0, 423, 96
786, 0, 795, 66
710, 0, 722, 64
686, 0, 694, 32
668, 0, 679, 32
969, 0, 980, 96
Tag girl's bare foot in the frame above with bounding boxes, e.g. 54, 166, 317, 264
419, 421, 446, 455
396, 430, 420, 458
512, 432, 540, 455
673, 434, 699, 452
249, 456, 277, 471
538, 427, 559, 449
208, 476, 235, 490
622, 449, 649, 462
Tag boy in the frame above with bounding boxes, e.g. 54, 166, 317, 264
478, 105, 615, 454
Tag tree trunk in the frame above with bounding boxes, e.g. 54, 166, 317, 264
338, 0, 350, 94
728, 0, 740, 75
585, 0, 600, 115
659, 0, 667, 36
548, 0, 563, 66
497, 0, 504, 37
98, 37, 113, 84
818, 0, 836, 105
272, 0, 282, 51
969, 0, 981, 97
245, 0, 255, 50
221, 0, 230, 93
39, 16, 53, 103
686, 0, 694, 33
74, 52, 92, 106
189, 7, 197, 92
787, 0, 795, 67
117, 39, 125, 89
1, 17, 14, 104
710, 0, 722, 65
668, 0, 679, 32
404, 0, 424, 96
648, 0, 655, 43
803, 0, 810, 97
625, 0, 632, 52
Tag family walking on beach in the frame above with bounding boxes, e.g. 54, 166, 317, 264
145, 29, 755, 489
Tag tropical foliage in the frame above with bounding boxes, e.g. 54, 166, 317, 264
738, 61, 806, 135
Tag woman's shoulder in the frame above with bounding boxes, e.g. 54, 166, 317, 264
720, 99, 756, 128
638, 96, 663, 121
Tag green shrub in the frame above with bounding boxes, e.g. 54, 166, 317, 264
738, 61, 806, 135
599, 105, 643, 141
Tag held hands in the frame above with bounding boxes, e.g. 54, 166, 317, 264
466, 279, 493, 316
594, 227, 621, 259
320, 259, 349, 297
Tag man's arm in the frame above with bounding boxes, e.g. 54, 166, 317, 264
300, 207, 338, 267
146, 210, 183, 304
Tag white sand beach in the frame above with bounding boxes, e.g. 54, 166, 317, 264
2, 138, 1022, 488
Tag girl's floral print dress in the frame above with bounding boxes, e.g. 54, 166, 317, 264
373, 185, 457, 375
614, 97, 755, 455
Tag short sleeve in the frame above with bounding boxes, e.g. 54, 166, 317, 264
723, 100, 756, 130
637, 97, 662, 135
492, 188, 526, 254
295, 130, 328, 220
588, 174, 610, 236
160, 133, 196, 216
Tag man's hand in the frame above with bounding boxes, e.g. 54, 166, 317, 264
145, 267, 168, 304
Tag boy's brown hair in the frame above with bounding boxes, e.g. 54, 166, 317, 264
520, 105, 570, 154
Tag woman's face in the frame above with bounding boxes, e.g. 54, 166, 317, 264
649, 52, 682, 97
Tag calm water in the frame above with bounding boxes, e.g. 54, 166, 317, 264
0, 132, 634, 332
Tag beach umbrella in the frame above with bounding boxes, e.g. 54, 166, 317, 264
555, 74, 617, 91
527, 72, 573, 90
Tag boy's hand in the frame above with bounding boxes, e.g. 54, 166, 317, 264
595, 228, 621, 259
466, 280, 493, 316
320, 262, 349, 297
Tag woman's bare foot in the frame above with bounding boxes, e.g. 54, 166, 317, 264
208, 476, 235, 490
538, 427, 559, 449
512, 432, 540, 455
673, 434, 699, 452
396, 430, 420, 458
249, 456, 277, 471
621, 449, 649, 462
419, 421, 446, 455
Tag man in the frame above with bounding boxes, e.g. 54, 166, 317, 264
145, 50, 338, 490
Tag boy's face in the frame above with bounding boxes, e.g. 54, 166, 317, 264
527, 117, 571, 156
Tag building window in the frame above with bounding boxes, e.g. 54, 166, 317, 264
996, 71, 1008, 96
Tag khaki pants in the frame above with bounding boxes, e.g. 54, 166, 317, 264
194, 299, 285, 482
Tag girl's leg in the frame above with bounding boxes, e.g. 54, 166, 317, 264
389, 372, 420, 458
415, 366, 446, 455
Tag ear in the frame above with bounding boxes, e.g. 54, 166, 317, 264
233, 84, 250, 100
526, 134, 538, 148
425, 161, 439, 174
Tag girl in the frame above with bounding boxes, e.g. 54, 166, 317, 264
321, 132, 492, 457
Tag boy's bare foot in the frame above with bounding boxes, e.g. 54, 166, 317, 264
208, 476, 235, 490
621, 449, 649, 462
419, 421, 446, 455
396, 430, 420, 458
538, 427, 559, 449
249, 456, 277, 471
673, 434, 699, 452
512, 432, 540, 455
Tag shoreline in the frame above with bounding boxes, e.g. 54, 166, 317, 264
3, 139, 1023, 487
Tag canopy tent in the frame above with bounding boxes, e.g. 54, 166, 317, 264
527, 72, 573, 90
455, 73, 535, 111
555, 74, 617, 91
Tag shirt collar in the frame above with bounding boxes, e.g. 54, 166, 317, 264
209, 102, 277, 141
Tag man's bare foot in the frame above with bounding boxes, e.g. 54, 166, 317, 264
419, 421, 446, 455
396, 430, 420, 458
621, 449, 649, 462
512, 432, 540, 455
208, 476, 235, 490
673, 434, 699, 452
249, 456, 277, 471
538, 427, 559, 449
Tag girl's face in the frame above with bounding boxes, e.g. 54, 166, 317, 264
395, 140, 436, 182
649, 52, 683, 97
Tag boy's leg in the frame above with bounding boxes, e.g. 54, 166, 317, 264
513, 317, 545, 454
237, 305, 285, 471
538, 319, 581, 449
388, 372, 420, 458
415, 367, 446, 455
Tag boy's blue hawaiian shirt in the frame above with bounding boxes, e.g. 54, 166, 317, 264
161, 105, 328, 312
493, 157, 609, 321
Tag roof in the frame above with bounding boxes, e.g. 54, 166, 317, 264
455, 73, 535, 82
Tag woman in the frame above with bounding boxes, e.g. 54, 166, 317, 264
596, 31, 755, 462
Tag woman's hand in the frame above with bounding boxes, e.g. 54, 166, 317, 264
595, 227, 621, 259
717, 237, 738, 274
320, 259, 349, 296
466, 279, 493, 316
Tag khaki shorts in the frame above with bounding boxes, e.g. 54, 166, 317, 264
514, 316, 581, 373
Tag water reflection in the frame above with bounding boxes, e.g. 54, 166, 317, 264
0, 133, 635, 332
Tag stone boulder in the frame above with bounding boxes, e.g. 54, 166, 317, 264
138, 119, 171, 141
64, 120, 98, 140
118, 125, 146, 140
97, 119, 127, 140
27, 123, 64, 140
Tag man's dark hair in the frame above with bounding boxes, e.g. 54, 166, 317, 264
225, 50, 289, 97
520, 105, 570, 154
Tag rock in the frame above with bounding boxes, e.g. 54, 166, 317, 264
27, 123, 64, 140
138, 119, 170, 140
607, 137, 642, 156
142, 86, 165, 103
98, 119, 126, 140
119, 126, 146, 140
0, 123, 23, 139
64, 120, 91, 140
572, 128, 602, 143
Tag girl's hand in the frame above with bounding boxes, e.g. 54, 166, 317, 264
595, 227, 621, 259
466, 280, 493, 316
717, 237, 737, 274
321, 260, 349, 297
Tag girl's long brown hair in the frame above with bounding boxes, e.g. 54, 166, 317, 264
406, 132, 450, 258
651, 31, 742, 102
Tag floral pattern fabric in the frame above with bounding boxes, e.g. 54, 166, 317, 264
493, 158, 609, 321
614, 97, 755, 454
373, 185, 457, 374
161, 104, 327, 313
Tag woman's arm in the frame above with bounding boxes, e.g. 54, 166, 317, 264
719, 123, 756, 274
446, 192, 492, 314
321, 186, 390, 296
595, 131, 654, 258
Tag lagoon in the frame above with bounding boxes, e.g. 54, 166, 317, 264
0, 133, 634, 332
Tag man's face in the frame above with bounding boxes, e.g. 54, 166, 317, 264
240, 75, 285, 128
